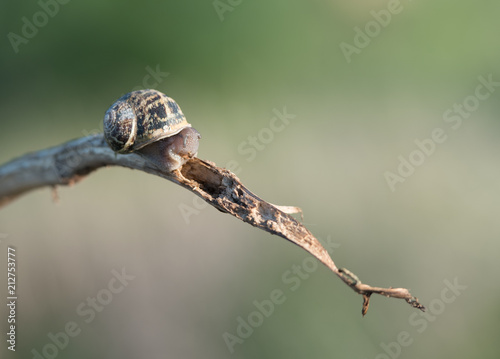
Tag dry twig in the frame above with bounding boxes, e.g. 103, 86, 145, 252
0, 134, 425, 315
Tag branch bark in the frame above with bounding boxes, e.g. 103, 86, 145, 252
0, 134, 425, 315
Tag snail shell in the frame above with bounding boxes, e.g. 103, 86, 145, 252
104, 89, 200, 171
104, 89, 191, 154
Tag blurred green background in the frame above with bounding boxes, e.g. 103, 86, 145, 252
1, 0, 499, 358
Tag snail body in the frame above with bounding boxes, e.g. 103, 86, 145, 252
104, 89, 200, 171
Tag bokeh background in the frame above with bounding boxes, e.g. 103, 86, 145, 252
1, 0, 499, 358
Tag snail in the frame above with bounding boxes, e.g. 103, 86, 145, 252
103, 89, 200, 171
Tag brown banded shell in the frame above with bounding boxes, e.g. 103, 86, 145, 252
103, 89, 191, 154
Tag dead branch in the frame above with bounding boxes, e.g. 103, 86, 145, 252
0, 134, 425, 315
